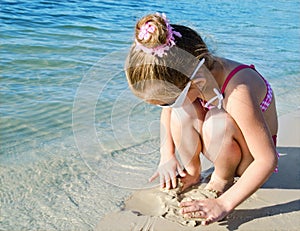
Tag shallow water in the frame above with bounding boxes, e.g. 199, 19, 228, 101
0, 0, 299, 229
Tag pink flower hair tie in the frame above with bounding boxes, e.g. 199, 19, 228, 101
135, 13, 182, 57
138, 22, 156, 41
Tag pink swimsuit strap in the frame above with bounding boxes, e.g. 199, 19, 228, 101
221, 64, 273, 112
221, 64, 252, 94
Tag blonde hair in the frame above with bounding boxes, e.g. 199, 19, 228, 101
125, 13, 217, 102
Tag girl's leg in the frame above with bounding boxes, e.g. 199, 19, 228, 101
170, 101, 206, 189
202, 108, 253, 194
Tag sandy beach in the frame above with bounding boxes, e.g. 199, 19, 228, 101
96, 109, 300, 231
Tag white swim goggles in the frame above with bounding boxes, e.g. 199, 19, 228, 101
158, 58, 205, 108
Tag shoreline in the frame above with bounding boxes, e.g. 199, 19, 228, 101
96, 109, 300, 231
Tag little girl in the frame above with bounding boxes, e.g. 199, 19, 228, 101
125, 13, 278, 225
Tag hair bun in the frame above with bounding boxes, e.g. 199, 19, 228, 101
135, 13, 168, 48
134, 13, 182, 57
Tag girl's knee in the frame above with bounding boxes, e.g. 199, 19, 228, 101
203, 109, 237, 140
203, 109, 252, 175
170, 107, 204, 154
202, 109, 241, 161
170, 105, 205, 132
170, 109, 194, 142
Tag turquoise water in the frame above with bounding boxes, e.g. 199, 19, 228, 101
1, 0, 299, 229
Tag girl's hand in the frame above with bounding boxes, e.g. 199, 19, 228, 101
149, 156, 186, 189
180, 198, 229, 225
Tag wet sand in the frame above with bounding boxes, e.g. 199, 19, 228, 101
96, 109, 300, 231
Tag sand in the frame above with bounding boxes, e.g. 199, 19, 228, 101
96, 109, 300, 231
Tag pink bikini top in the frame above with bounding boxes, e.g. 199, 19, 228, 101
221, 64, 273, 112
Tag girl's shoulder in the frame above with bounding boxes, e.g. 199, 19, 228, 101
222, 60, 267, 109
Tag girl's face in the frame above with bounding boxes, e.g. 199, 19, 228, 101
152, 59, 206, 108
144, 78, 205, 108
139, 79, 182, 106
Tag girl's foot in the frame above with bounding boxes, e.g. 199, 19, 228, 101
204, 172, 234, 196
180, 172, 201, 192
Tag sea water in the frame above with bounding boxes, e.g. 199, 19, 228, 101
1, 0, 299, 229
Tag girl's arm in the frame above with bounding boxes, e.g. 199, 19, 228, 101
149, 107, 186, 189
219, 84, 278, 212
160, 108, 175, 160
